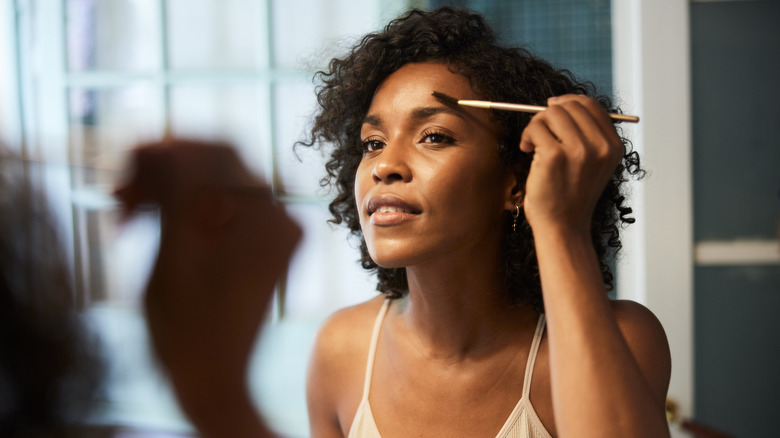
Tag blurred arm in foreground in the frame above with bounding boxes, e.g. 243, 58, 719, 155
115, 139, 301, 438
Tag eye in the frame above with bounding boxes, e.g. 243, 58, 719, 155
420, 130, 456, 145
361, 138, 385, 153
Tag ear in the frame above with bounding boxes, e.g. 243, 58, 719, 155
502, 163, 526, 212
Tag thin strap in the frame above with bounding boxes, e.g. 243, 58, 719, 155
521, 313, 546, 397
361, 299, 392, 398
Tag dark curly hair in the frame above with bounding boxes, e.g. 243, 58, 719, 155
300, 7, 643, 312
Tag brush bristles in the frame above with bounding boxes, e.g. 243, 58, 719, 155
431, 91, 459, 107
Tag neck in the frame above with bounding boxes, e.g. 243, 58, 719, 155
397, 252, 537, 360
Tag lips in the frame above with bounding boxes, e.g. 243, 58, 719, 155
366, 194, 421, 225
374, 205, 414, 214
367, 194, 421, 216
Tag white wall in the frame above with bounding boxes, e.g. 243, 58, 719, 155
0, 1, 21, 149
613, 0, 694, 435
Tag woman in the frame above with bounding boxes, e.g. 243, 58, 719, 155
304, 7, 671, 438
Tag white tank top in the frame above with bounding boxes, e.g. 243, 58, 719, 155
347, 299, 553, 438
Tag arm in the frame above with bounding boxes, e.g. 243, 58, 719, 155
306, 319, 354, 438
519, 95, 671, 437
116, 139, 301, 438
306, 303, 376, 438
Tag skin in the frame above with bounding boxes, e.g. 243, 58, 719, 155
307, 62, 671, 437
356, 64, 515, 271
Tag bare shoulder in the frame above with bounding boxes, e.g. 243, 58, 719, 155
609, 299, 669, 354
310, 294, 389, 366
306, 295, 389, 437
610, 299, 672, 404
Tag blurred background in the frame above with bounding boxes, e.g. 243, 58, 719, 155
0, 0, 777, 437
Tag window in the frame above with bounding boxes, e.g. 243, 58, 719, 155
430, 0, 613, 96
5, 1, 407, 436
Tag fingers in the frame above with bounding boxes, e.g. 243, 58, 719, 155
520, 94, 623, 168
548, 95, 621, 146
518, 95, 626, 231
114, 138, 260, 219
113, 145, 169, 218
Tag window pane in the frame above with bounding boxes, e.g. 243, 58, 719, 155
272, 0, 379, 69
251, 317, 319, 437
282, 203, 377, 318
430, 0, 613, 94
69, 85, 165, 172
70, 204, 159, 305
692, 1, 780, 241
273, 79, 328, 198
169, 84, 272, 178
84, 304, 189, 432
166, 0, 268, 70
66, 0, 162, 72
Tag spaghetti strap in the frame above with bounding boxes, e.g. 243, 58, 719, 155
350, 303, 552, 438
361, 299, 392, 398
521, 313, 546, 397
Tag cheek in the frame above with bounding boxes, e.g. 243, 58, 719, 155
354, 163, 371, 218
448, 170, 509, 222
438, 166, 501, 202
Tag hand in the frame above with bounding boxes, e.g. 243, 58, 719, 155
115, 139, 300, 435
519, 94, 624, 234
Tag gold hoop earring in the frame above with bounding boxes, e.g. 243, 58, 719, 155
512, 205, 520, 233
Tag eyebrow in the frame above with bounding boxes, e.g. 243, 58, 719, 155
362, 105, 466, 127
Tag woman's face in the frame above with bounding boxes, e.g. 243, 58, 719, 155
355, 62, 519, 268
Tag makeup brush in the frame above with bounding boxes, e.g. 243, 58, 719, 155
432, 91, 639, 123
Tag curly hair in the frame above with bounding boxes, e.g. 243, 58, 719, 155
300, 7, 643, 312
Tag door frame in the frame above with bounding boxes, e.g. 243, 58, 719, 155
612, 0, 694, 432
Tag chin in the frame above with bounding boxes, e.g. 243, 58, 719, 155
369, 255, 408, 269
373, 261, 407, 269
367, 247, 418, 269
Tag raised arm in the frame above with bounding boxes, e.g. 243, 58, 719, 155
519, 95, 671, 437
116, 139, 301, 438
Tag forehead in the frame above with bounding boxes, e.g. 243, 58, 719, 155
366, 62, 492, 127
374, 62, 478, 100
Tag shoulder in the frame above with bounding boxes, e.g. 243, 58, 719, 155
610, 299, 672, 404
306, 295, 389, 435
310, 294, 389, 369
609, 299, 669, 355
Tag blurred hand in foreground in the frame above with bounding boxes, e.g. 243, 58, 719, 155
115, 139, 301, 438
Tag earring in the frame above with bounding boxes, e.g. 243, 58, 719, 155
512, 205, 520, 233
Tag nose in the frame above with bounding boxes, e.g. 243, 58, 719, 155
371, 142, 412, 184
